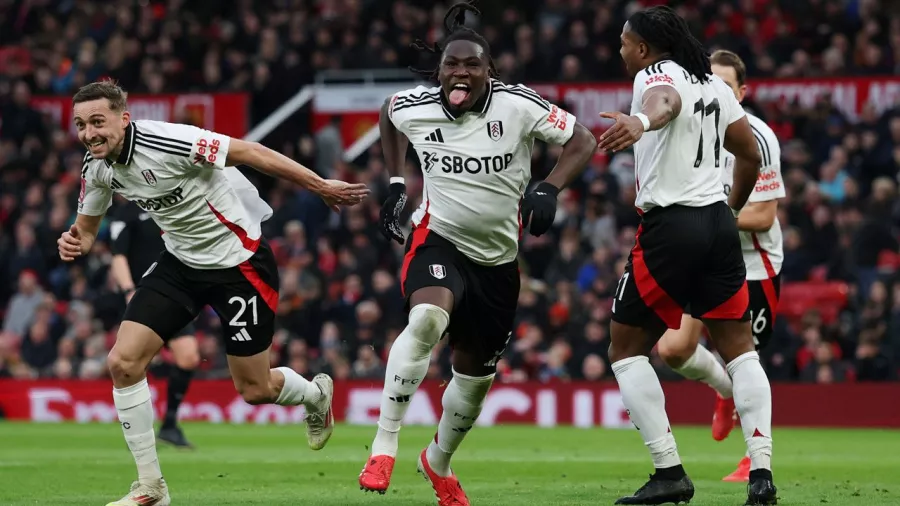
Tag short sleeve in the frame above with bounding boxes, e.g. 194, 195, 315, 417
77, 159, 112, 216
748, 124, 785, 202
387, 86, 440, 136
134, 121, 231, 171
632, 62, 684, 102
513, 84, 576, 146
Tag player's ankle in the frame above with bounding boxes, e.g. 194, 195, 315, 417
653, 464, 686, 481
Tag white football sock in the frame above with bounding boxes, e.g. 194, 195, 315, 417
727, 351, 773, 471
372, 304, 448, 457
674, 345, 733, 399
426, 370, 494, 477
113, 378, 163, 484
275, 366, 321, 406
612, 356, 682, 469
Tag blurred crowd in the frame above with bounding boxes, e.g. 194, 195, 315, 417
1, 0, 899, 384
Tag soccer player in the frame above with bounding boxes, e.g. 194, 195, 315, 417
357, 2, 597, 505
57, 80, 369, 506
656, 49, 785, 484
110, 201, 200, 448
597, 7, 777, 505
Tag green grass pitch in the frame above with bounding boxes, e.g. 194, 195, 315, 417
1, 423, 899, 505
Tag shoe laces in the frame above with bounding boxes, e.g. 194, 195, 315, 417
304, 385, 327, 434
433, 477, 466, 505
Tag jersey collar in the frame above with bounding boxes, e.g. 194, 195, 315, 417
113, 121, 137, 165
440, 79, 494, 120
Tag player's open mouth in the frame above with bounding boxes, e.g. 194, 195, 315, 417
448, 83, 470, 107
87, 140, 105, 150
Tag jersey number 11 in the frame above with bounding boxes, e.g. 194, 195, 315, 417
693, 98, 721, 168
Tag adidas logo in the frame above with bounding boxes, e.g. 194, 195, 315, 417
425, 128, 444, 143
231, 328, 253, 342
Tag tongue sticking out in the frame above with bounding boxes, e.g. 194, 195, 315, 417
449, 89, 469, 106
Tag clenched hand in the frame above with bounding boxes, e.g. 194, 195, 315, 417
58, 224, 82, 261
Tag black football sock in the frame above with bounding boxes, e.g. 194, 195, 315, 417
162, 366, 193, 429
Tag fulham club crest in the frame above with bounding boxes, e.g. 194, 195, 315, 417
487, 120, 503, 141
141, 169, 158, 186
429, 264, 447, 279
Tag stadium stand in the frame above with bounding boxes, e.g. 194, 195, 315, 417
0, 0, 898, 386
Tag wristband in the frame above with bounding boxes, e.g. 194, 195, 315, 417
389, 176, 405, 186
634, 113, 651, 132
730, 207, 741, 219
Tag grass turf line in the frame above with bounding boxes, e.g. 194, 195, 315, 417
1, 423, 898, 505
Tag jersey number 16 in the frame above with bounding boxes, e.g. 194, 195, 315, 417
693, 98, 721, 168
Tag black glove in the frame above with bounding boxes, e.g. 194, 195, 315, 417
521, 181, 559, 237
380, 180, 408, 244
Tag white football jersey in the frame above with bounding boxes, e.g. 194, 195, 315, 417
78, 120, 273, 269
630, 60, 745, 212
389, 79, 576, 266
722, 112, 785, 280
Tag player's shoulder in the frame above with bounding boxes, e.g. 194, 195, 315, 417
491, 80, 551, 110
81, 151, 106, 179
390, 85, 441, 111
746, 112, 778, 144
634, 60, 687, 89
131, 120, 196, 158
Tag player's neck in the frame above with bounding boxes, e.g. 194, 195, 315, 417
107, 142, 124, 162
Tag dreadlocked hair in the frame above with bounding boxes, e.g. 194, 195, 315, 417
408, 0, 499, 81
629, 6, 712, 83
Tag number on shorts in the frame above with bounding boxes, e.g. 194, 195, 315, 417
612, 272, 630, 313
750, 308, 767, 346
228, 295, 258, 327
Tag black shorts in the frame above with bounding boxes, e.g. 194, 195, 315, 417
401, 226, 519, 367
748, 273, 781, 350
123, 241, 279, 357
611, 202, 750, 331
120, 295, 196, 343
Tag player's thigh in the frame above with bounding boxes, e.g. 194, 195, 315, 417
748, 274, 781, 350
610, 208, 693, 333
657, 314, 705, 366
447, 259, 519, 376
402, 230, 464, 315
168, 322, 200, 370
205, 245, 280, 358
690, 202, 750, 321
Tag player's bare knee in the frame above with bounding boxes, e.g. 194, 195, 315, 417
107, 348, 144, 384
657, 336, 694, 368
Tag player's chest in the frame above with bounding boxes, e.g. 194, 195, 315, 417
412, 117, 525, 179
103, 162, 187, 211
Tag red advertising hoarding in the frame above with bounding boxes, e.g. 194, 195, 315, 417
2, 379, 898, 428
31, 93, 250, 139
314, 77, 900, 150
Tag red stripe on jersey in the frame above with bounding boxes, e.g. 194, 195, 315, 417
207, 201, 260, 253
238, 260, 278, 311
702, 280, 750, 319
759, 276, 779, 324
517, 198, 523, 239
631, 224, 682, 329
400, 205, 431, 297
751, 233, 777, 278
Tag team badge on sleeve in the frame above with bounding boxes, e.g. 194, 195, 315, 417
141, 169, 158, 186
487, 121, 504, 141
429, 264, 447, 279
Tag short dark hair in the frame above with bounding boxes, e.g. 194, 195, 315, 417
72, 80, 128, 111
629, 6, 711, 83
710, 50, 747, 86
408, 0, 498, 81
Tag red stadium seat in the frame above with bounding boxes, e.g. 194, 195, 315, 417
777, 281, 850, 326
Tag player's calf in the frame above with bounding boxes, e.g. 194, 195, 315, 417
426, 370, 494, 477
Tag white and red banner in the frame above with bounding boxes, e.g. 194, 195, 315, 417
2, 379, 899, 427
314, 77, 900, 150
32, 93, 250, 139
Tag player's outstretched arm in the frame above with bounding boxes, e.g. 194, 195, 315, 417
723, 116, 763, 215
58, 214, 103, 261
378, 97, 411, 244
225, 138, 370, 211
598, 87, 682, 152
